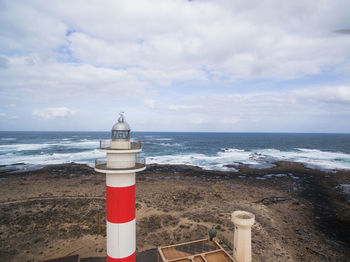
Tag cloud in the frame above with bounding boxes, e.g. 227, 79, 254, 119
146, 85, 350, 131
0, 55, 149, 104
0, 1, 66, 54
0, 112, 18, 120
292, 86, 350, 103
32, 107, 76, 120
220, 118, 240, 125
168, 104, 203, 111
0, 0, 350, 131
144, 99, 156, 109
0, 56, 9, 69
334, 29, 350, 35
1, 0, 350, 85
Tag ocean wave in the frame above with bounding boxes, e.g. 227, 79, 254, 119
256, 148, 350, 170
146, 151, 261, 171
1, 138, 16, 141
158, 142, 183, 147
147, 153, 209, 166
1, 137, 350, 172
0, 140, 99, 152
0, 149, 104, 167
146, 147, 350, 171
63, 140, 99, 148
0, 143, 54, 151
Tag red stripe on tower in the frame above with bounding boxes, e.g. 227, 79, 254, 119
107, 252, 136, 262
106, 185, 135, 223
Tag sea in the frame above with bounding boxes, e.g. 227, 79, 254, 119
1, 131, 350, 173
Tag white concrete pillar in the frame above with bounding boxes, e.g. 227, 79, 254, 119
231, 211, 255, 262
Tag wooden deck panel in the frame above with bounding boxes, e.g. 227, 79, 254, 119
193, 256, 205, 262
205, 251, 233, 262
158, 239, 235, 262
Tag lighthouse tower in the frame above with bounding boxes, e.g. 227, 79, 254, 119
95, 113, 146, 262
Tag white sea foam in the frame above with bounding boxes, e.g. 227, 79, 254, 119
147, 151, 253, 171
256, 148, 350, 171
0, 149, 104, 167
146, 147, 350, 171
0, 143, 54, 151
1, 138, 16, 141
155, 138, 174, 141
158, 142, 183, 147
0, 140, 99, 152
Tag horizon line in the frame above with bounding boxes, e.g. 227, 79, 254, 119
0, 130, 349, 135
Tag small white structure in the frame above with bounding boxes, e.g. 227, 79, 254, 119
95, 113, 146, 262
231, 211, 255, 262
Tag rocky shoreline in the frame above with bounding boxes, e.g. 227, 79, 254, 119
0, 162, 349, 261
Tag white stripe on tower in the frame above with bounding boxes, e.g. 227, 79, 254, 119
106, 173, 135, 188
106, 172, 136, 262
107, 220, 136, 259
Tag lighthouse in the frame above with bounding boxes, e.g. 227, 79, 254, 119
95, 113, 146, 262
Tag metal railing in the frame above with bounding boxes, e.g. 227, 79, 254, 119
99, 140, 142, 150
95, 157, 146, 170
99, 140, 110, 149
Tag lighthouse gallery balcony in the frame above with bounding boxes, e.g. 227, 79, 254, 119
94, 157, 146, 173
99, 140, 141, 150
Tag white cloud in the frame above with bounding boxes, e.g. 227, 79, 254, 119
0, 0, 350, 131
0, 112, 18, 120
1, 0, 349, 85
292, 86, 350, 103
32, 107, 76, 120
220, 118, 240, 125
0, 1, 67, 54
168, 104, 203, 111
143, 85, 350, 131
144, 99, 156, 109
0, 55, 149, 104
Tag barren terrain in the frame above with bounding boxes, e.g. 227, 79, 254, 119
0, 162, 349, 261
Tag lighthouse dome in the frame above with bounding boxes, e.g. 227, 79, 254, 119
112, 113, 130, 131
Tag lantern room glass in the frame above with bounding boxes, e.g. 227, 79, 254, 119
112, 130, 130, 141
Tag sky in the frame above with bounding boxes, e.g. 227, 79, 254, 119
0, 0, 350, 132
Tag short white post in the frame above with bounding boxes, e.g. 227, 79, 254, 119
231, 211, 255, 262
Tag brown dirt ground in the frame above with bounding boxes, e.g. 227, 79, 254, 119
0, 162, 349, 262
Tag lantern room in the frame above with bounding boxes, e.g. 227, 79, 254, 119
112, 112, 130, 141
